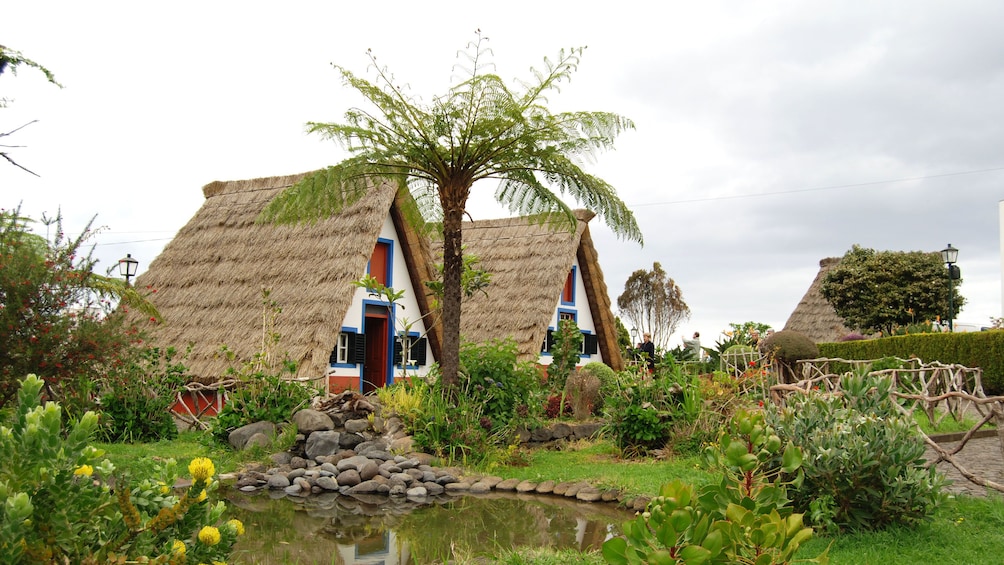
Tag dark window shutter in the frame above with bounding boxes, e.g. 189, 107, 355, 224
542, 329, 554, 353
348, 333, 366, 365
584, 333, 598, 355
393, 338, 403, 365
412, 337, 428, 366
328, 343, 338, 364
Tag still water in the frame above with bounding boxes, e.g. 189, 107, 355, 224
225, 489, 630, 564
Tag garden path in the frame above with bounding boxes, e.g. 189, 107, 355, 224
927, 435, 1004, 497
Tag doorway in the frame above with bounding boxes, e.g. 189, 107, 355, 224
362, 311, 389, 394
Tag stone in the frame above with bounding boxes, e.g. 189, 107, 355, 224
530, 427, 553, 442
550, 422, 573, 439
304, 431, 341, 460
494, 478, 521, 491
344, 418, 371, 434
284, 484, 302, 495
243, 432, 272, 450
287, 468, 306, 480
552, 482, 574, 496
336, 469, 361, 487
571, 422, 603, 440
289, 457, 308, 470
336, 455, 370, 472
292, 409, 334, 433
563, 482, 587, 498
346, 480, 382, 494
445, 482, 471, 492
479, 476, 504, 488
516, 480, 537, 493
319, 462, 338, 475
423, 482, 445, 496
267, 474, 291, 489
358, 460, 380, 481
470, 482, 492, 494
576, 487, 603, 502
229, 421, 277, 450
390, 436, 415, 453
601, 489, 621, 502
339, 433, 365, 450
535, 480, 556, 494
406, 486, 427, 498
269, 452, 292, 466
389, 472, 414, 485
389, 484, 407, 496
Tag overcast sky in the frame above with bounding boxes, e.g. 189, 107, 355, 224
3, 1, 1002, 350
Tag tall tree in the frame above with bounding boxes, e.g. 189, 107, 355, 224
259, 33, 642, 389
616, 262, 690, 350
820, 244, 965, 335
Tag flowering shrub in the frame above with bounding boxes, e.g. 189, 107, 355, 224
0, 374, 243, 563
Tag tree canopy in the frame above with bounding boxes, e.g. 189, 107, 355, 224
820, 244, 964, 335
616, 262, 690, 350
259, 32, 641, 388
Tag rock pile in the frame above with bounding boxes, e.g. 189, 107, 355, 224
224, 391, 648, 509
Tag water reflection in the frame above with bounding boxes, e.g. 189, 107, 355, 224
226, 489, 629, 564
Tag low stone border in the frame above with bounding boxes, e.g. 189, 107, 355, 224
223, 394, 647, 512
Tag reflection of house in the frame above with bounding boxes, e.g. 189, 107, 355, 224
131, 173, 440, 395
437, 211, 624, 371
134, 172, 624, 397
783, 257, 854, 343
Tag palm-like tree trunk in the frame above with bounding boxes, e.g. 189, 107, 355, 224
439, 193, 465, 390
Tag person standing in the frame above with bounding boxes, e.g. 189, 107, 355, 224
639, 332, 656, 373
683, 332, 701, 359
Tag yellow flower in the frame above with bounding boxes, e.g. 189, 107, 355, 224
188, 458, 216, 482
227, 519, 245, 536
198, 525, 221, 546
171, 540, 186, 555
159, 481, 170, 495
212, 562, 227, 565
196, 489, 207, 502
73, 465, 94, 476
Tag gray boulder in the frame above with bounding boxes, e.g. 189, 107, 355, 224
292, 409, 334, 433
305, 431, 341, 459
229, 421, 277, 450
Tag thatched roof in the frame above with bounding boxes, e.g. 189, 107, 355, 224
783, 257, 855, 343
435, 210, 624, 371
130, 172, 440, 383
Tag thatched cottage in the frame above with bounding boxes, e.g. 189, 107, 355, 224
133, 172, 624, 398
131, 173, 441, 396
783, 257, 855, 343
434, 211, 624, 372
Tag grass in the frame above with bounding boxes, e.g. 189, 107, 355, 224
488, 439, 714, 498
93, 430, 263, 477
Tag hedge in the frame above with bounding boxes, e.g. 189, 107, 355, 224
818, 330, 1004, 395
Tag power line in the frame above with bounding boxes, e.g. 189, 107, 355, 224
629, 166, 1004, 207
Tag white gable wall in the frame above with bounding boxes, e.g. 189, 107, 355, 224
327, 215, 436, 391
539, 256, 603, 367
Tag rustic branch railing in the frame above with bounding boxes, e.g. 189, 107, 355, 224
770, 357, 1004, 493
173, 379, 237, 431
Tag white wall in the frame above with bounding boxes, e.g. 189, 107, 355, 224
539, 257, 604, 367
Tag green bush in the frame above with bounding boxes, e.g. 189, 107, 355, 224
819, 330, 1004, 394
603, 365, 697, 454
602, 409, 826, 564
547, 319, 583, 393
0, 375, 242, 563
767, 373, 948, 533
762, 330, 819, 383
97, 345, 189, 443
459, 338, 545, 433
211, 371, 316, 444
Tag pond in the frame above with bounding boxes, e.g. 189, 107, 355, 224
225, 489, 630, 564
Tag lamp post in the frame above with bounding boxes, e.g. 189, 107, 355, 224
940, 244, 959, 332
630, 327, 639, 345
118, 253, 139, 286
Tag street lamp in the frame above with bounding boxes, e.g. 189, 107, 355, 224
630, 327, 639, 345
940, 244, 959, 332
118, 253, 139, 286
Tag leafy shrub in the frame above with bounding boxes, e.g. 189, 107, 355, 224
459, 338, 544, 432
97, 345, 189, 443
0, 375, 242, 563
547, 318, 584, 394
602, 409, 826, 565
211, 370, 316, 444
604, 366, 691, 454
544, 393, 573, 419
761, 330, 819, 383
564, 370, 600, 420
767, 373, 948, 533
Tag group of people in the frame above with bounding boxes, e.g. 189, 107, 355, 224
632, 330, 704, 373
